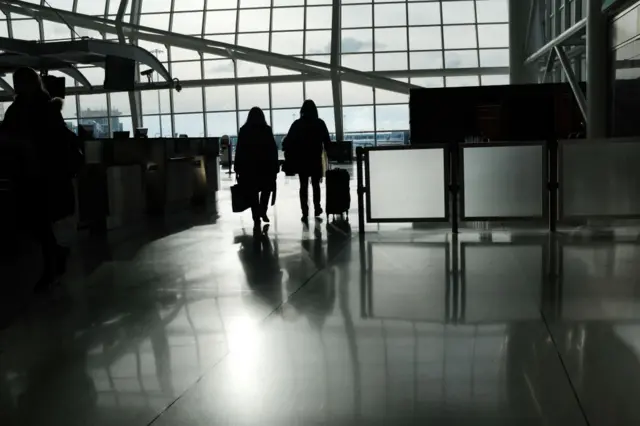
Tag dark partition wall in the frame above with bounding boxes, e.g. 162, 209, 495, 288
611, 1, 640, 137
409, 83, 584, 143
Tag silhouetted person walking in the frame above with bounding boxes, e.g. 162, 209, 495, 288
283, 100, 331, 221
234, 107, 279, 228
0, 67, 82, 291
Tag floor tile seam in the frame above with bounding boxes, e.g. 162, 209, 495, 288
539, 309, 593, 426
145, 349, 230, 426
146, 234, 354, 425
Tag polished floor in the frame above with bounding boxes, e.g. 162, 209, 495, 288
2, 170, 640, 425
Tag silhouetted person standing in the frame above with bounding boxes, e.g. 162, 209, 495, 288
234, 107, 279, 228
283, 100, 331, 221
0, 67, 82, 290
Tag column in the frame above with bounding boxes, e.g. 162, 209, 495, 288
330, 0, 344, 141
587, 0, 608, 138
508, 0, 536, 84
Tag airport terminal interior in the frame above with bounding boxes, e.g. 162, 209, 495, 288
3, 0, 640, 425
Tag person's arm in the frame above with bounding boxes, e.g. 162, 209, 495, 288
319, 119, 331, 152
46, 102, 84, 177
234, 128, 245, 175
284, 120, 300, 151
267, 126, 279, 176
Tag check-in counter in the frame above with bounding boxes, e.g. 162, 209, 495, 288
166, 156, 195, 210
78, 138, 148, 230
192, 155, 208, 205
77, 137, 220, 231
198, 138, 221, 205
106, 165, 146, 229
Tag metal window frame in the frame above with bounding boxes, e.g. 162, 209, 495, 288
267, 0, 274, 128
201, 0, 208, 137
0, 1, 416, 95
458, 141, 549, 222
363, 144, 451, 224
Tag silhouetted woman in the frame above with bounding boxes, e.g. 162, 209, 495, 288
283, 100, 331, 221
0, 67, 82, 290
234, 107, 279, 227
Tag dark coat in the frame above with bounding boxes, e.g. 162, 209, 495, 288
0, 92, 82, 222
234, 123, 279, 191
283, 117, 331, 178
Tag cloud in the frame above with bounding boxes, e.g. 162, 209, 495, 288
207, 61, 234, 74
374, 39, 387, 51
446, 57, 461, 68
308, 43, 330, 55
341, 37, 370, 53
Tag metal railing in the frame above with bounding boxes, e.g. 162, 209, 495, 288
356, 137, 640, 234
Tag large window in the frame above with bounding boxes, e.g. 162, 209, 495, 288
3, 0, 510, 140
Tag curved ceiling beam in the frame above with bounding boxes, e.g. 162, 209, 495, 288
134, 30, 332, 79
0, 35, 171, 86
0, 68, 505, 101
0, 78, 14, 95
4, 0, 418, 93
119, 25, 417, 93
0, 36, 40, 55
0, 37, 91, 88
58, 66, 92, 89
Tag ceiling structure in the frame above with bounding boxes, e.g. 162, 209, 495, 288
0, 0, 511, 139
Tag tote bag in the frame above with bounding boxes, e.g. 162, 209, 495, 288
231, 183, 251, 213
321, 150, 328, 178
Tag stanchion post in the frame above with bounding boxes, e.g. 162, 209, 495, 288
450, 141, 460, 234
227, 141, 233, 176
356, 147, 366, 237
548, 139, 558, 233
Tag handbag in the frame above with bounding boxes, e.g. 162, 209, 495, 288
321, 150, 328, 178
282, 158, 297, 176
231, 182, 251, 213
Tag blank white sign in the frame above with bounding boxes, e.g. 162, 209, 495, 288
368, 148, 446, 220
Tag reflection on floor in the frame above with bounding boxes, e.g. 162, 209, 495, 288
3, 171, 640, 425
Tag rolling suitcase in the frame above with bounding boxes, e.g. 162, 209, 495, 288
325, 167, 350, 219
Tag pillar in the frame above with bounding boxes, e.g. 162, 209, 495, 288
587, 0, 608, 138
330, 0, 344, 141
509, 0, 536, 84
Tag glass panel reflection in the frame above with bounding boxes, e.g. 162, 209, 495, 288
463, 145, 544, 218
370, 243, 448, 322
463, 244, 543, 322
561, 139, 640, 217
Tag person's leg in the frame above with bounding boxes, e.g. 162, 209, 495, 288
259, 190, 270, 222
34, 221, 58, 291
299, 174, 309, 218
250, 189, 261, 225
311, 176, 322, 216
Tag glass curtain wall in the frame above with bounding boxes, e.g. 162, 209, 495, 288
0, 0, 509, 143
542, 0, 587, 83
